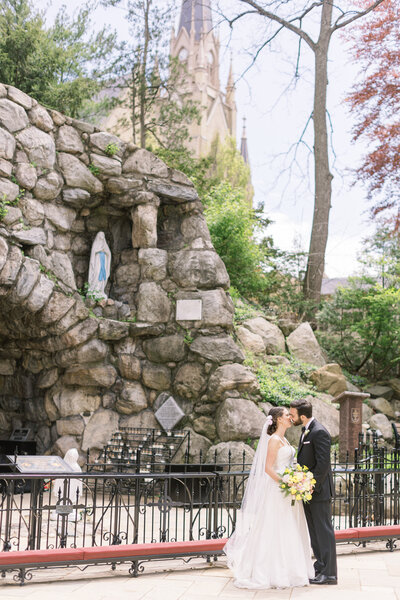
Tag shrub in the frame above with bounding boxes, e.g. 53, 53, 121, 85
244, 353, 316, 407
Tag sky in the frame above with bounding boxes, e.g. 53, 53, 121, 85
44, 0, 377, 278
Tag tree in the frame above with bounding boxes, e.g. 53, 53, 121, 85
317, 281, 400, 379
345, 1, 400, 229
357, 225, 400, 289
0, 0, 119, 118
204, 181, 275, 301
220, 0, 385, 304
102, 0, 200, 150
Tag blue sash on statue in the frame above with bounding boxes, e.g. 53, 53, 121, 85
98, 251, 106, 281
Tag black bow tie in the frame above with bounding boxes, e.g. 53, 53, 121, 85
301, 426, 306, 432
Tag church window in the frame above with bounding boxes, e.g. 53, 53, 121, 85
178, 47, 188, 62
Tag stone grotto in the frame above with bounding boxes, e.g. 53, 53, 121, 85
0, 84, 261, 463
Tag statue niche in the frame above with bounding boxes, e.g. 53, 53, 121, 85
88, 232, 111, 300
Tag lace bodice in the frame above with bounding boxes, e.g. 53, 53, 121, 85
272, 436, 296, 472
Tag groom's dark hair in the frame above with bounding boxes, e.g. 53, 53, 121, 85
290, 398, 312, 418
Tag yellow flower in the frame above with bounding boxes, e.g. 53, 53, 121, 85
306, 494, 312, 501
296, 494, 302, 500
311, 478, 316, 485
281, 484, 286, 489
284, 468, 290, 474
290, 488, 297, 495
303, 465, 308, 471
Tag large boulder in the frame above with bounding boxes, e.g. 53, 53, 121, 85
217, 398, 266, 441
136, 282, 171, 323
174, 362, 206, 399
16, 126, 56, 169
286, 322, 326, 367
172, 427, 212, 464
169, 250, 229, 289
205, 441, 255, 468
365, 384, 393, 400
142, 362, 171, 391
388, 379, 400, 399
310, 363, 348, 397
369, 397, 395, 419
63, 365, 117, 388
208, 363, 259, 400
143, 335, 186, 363
236, 326, 265, 354
116, 381, 148, 415
189, 335, 244, 363
119, 409, 159, 429
81, 408, 119, 451
53, 435, 79, 457
192, 416, 217, 440
368, 413, 393, 440
53, 388, 101, 418
243, 317, 285, 354
362, 403, 374, 422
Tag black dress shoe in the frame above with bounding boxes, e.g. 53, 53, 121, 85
309, 574, 337, 585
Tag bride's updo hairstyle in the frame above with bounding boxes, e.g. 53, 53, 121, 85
267, 407, 285, 435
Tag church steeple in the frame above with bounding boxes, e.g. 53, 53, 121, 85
226, 54, 235, 106
170, 0, 238, 157
179, 0, 213, 41
240, 117, 249, 164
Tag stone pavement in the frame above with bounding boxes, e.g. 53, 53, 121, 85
0, 544, 399, 600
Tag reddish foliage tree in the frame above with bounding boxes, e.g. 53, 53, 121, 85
346, 0, 400, 228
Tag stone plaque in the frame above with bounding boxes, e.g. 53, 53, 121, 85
155, 396, 184, 431
8, 455, 72, 473
176, 299, 202, 321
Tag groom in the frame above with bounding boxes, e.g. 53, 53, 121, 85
289, 398, 337, 585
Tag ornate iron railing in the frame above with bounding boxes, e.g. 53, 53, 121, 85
0, 441, 399, 552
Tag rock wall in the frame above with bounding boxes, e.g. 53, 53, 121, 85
0, 84, 260, 460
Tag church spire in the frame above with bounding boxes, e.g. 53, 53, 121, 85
226, 54, 235, 106
178, 0, 213, 41
240, 117, 249, 164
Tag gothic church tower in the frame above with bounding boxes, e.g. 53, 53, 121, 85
170, 0, 237, 157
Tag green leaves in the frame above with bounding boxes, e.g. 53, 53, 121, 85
317, 281, 400, 379
0, 0, 120, 117
244, 352, 316, 407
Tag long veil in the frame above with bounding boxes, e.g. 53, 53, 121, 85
224, 421, 271, 568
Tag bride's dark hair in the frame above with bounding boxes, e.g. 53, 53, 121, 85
267, 407, 286, 435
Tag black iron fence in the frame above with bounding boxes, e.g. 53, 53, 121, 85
0, 438, 399, 553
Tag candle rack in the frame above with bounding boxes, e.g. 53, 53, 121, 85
90, 427, 190, 473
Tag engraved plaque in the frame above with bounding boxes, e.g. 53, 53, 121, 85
351, 408, 360, 424
8, 455, 72, 473
155, 396, 184, 431
176, 299, 202, 321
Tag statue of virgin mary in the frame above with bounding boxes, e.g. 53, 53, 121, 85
88, 231, 111, 299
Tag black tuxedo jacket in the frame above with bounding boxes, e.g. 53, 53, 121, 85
296, 419, 334, 503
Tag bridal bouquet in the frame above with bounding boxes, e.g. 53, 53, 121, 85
279, 464, 316, 506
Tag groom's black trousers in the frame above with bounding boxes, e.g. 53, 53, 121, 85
304, 500, 337, 577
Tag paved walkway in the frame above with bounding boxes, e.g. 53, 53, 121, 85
0, 544, 399, 600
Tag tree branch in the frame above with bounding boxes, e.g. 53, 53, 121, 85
237, 0, 318, 50
331, 0, 385, 32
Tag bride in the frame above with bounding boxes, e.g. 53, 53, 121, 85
224, 406, 314, 589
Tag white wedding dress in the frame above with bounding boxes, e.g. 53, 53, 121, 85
224, 426, 314, 589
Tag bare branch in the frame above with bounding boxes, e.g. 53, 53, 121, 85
331, 0, 385, 32
237, 0, 318, 50
235, 25, 285, 83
